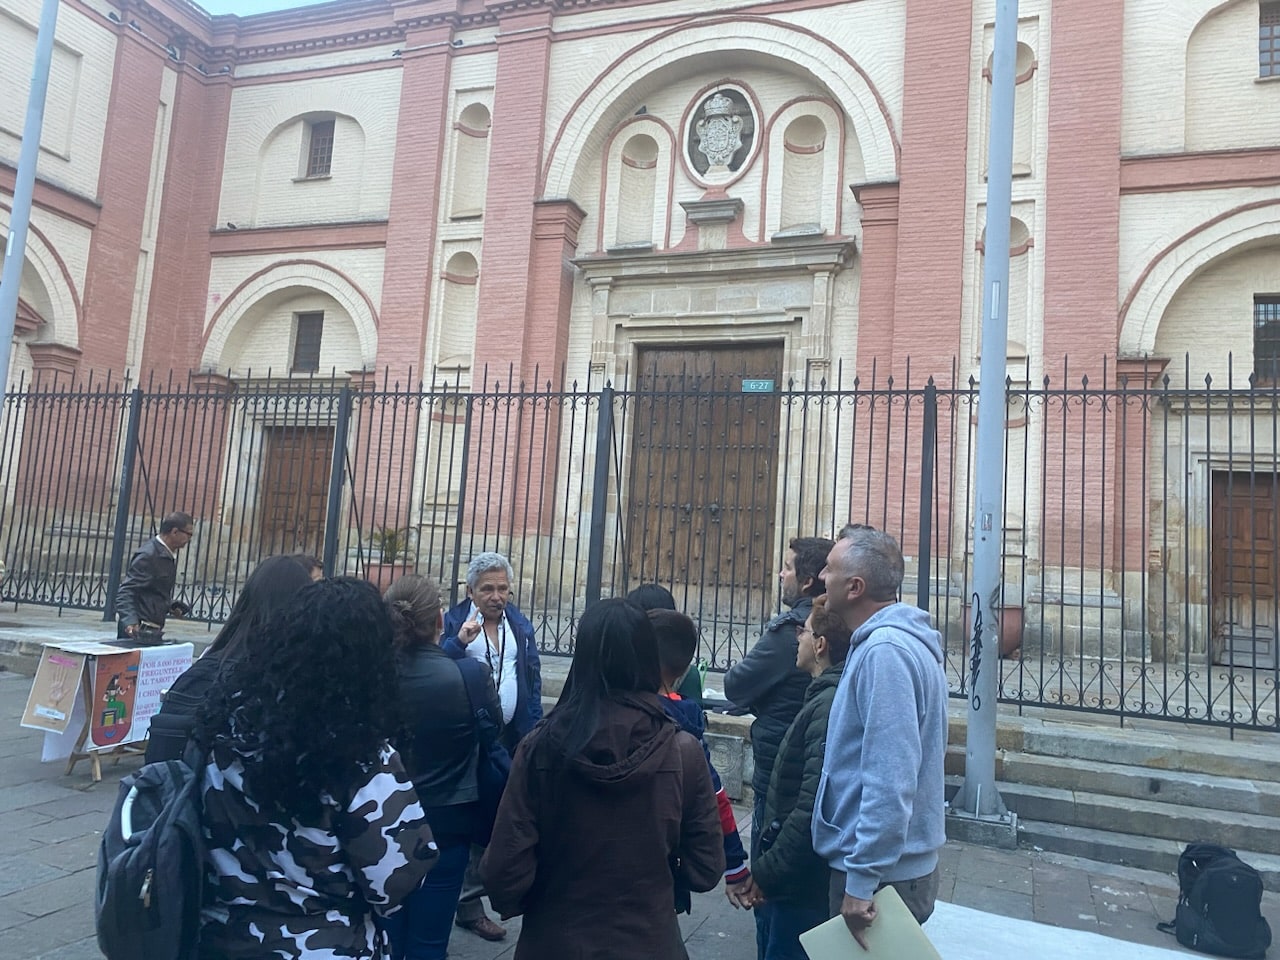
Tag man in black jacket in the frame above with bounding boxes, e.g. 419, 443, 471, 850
725, 536, 833, 852
115, 512, 193, 644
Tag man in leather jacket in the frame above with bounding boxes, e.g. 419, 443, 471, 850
115, 512, 193, 644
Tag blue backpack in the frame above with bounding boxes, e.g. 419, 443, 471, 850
96, 745, 207, 960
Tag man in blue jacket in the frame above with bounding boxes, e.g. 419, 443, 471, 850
812, 527, 948, 947
442, 551, 543, 942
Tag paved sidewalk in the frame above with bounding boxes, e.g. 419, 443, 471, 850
2, 608, 1280, 958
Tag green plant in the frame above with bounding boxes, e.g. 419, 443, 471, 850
372, 526, 410, 564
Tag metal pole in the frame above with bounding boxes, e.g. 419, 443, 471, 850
583, 383, 614, 605
952, 0, 1019, 820
0, 0, 61, 393
322, 385, 354, 577
104, 387, 145, 623
916, 378, 937, 612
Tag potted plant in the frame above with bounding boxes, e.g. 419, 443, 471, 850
366, 526, 413, 591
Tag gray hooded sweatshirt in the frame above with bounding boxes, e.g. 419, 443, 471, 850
811, 602, 948, 900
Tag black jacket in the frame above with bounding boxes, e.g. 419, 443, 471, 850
752, 665, 843, 907
395, 643, 502, 834
115, 537, 177, 629
144, 652, 226, 763
723, 596, 814, 795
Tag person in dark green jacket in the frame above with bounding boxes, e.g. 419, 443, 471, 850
743, 596, 852, 960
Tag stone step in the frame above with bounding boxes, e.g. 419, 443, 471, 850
947, 778, 1280, 856
948, 712, 1280, 783
945, 746, 1280, 817
1017, 819, 1280, 893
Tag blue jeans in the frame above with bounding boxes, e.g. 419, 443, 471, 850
755, 899, 830, 960
384, 837, 471, 960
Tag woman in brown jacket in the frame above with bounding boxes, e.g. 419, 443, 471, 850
480, 597, 725, 959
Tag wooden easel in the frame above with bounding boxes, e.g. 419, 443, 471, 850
64, 668, 146, 782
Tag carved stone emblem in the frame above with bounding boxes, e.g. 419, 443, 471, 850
694, 92, 743, 171
686, 87, 755, 180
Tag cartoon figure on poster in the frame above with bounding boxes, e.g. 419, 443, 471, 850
91, 651, 141, 746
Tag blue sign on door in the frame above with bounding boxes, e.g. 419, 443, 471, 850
741, 379, 775, 393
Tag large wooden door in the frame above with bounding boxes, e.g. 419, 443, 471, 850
1211, 471, 1279, 666
627, 343, 783, 617
260, 426, 333, 555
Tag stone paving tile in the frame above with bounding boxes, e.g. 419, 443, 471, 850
0, 781, 85, 811
0, 871, 96, 920
951, 884, 1036, 920
31, 939, 104, 960
26, 836, 100, 875
0, 857, 66, 899
22, 812, 107, 846
0, 898, 38, 930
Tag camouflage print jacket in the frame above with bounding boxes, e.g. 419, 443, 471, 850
198, 741, 438, 960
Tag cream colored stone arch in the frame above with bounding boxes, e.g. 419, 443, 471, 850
541, 17, 899, 200
0, 207, 80, 349
1120, 200, 1280, 357
201, 260, 378, 370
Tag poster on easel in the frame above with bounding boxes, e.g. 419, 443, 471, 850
91, 651, 142, 747
22, 649, 88, 733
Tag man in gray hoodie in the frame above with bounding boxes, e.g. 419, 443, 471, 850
811, 527, 948, 947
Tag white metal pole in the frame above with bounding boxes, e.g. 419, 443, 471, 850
0, 0, 61, 393
952, 0, 1019, 820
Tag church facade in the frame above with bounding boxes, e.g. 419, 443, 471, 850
2, 0, 1280, 688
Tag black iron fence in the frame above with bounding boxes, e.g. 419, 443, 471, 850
1, 358, 1278, 730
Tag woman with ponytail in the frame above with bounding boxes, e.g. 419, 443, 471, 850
383, 574, 502, 960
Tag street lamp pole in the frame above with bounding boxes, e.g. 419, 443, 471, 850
951, 0, 1019, 825
0, 0, 61, 394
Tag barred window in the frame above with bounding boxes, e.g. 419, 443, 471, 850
305, 119, 335, 178
1256, 296, 1280, 384
292, 312, 324, 374
1263, 3, 1280, 78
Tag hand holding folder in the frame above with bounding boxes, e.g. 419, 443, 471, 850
799, 885, 943, 960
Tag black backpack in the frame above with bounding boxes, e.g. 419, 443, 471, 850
1158, 842, 1272, 958
96, 744, 208, 960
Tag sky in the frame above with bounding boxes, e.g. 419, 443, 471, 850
197, 0, 333, 14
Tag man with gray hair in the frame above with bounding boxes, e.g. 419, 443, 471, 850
812, 527, 948, 947
442, 551, 543, 942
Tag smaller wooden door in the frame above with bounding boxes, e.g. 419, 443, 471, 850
260, 427, 333, 555
1210, 471, 1279, 666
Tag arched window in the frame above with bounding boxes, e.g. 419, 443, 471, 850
616, 134, 659, 247
450, 104, 491, 220
779, 115, 827, 234
984, 41, 1038, 176
437, 251, 479, 375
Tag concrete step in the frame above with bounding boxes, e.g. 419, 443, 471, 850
946, 746, 1280, 818
1017, 819, 1280, 893
947, 778, 1280, 856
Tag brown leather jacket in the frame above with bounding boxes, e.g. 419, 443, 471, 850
480, 691, 724, 960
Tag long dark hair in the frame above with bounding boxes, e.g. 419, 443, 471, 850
197, 577, 401, 820
205, 555, 313, 661
543, 598, 661, 762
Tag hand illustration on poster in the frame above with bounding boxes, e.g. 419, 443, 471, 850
91, 651, 141, 746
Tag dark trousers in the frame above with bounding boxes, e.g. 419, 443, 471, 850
454, 844, 490, 923
384, 837, 471, 960
828, 865, 941, 926
751, 792, 768, 957
756, 898, 829, 960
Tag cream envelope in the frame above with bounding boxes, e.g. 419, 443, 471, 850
799, 885, 943, 960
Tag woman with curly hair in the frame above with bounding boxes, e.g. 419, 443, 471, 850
195, 577, 439, 960
382, 574, 503, 960
480, 597, 725, 960
146, 554, 314, 763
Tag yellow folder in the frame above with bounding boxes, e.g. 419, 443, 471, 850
799, 885, 943, 960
